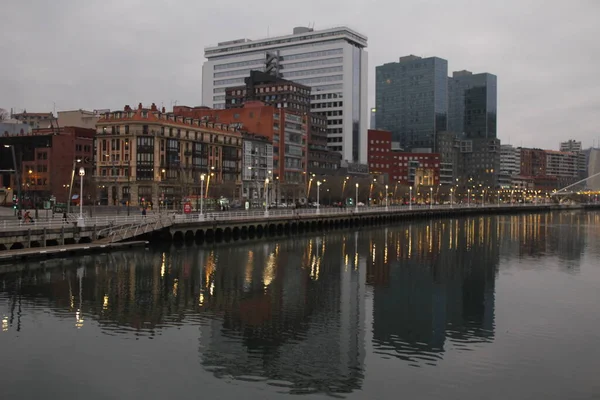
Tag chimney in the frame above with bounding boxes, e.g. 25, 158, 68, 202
151, 103, 158, 111
138, 103, 143, 110
162, 107, 166, 113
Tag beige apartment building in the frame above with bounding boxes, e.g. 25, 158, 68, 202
94, 103, 243, 208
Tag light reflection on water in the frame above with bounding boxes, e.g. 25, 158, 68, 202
0, 211, 599, 399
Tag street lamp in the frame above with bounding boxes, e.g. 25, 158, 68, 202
77, 167, 85, 227
316, 180, 321, 213
385, 184, 389, 210
430, 187, 433, 209
450, 187, 454, 208
409, 186, 413, 210
468, 189, 471, 207
67, 158, 82, 214
265, 177, 270, 215
355, 183, 359, 212
200, 174, 205, 217
482, 189, 486, 207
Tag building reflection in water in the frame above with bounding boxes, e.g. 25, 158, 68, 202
0, 211, 597, 395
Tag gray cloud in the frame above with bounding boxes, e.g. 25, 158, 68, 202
1, 0, 599, 148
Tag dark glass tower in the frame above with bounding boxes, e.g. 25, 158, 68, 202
449, 70, 500, 187
375, 55, 448, 150
448, 70, 497, 139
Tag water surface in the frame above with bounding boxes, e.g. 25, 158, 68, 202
1, 211, 599, 399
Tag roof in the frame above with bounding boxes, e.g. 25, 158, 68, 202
98, 103, 242, 135
13, 112, 54, 117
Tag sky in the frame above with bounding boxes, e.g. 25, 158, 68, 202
1, 0, 599, 149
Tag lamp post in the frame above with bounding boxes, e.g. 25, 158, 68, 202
265, 177, 270, 215
200, 174, 205, 218
355, 183, 359, 212
385, 184, 389, 210
468, 189, 471, 207
498, 190, 501, 206
450, 187, 454, 208
77, 167, 85, 227
409, 186, 413, 210
316, 180, 321, 213
4, 145, 21, 216
67, 158, 82, 214
482, 189, 486, 207
430, 187, 433, 209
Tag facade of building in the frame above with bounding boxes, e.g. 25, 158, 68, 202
367, 129, 440, 186
559, 139, 587, 182
308, 113, 342, 175
0, 119, 31, 136
0, 127, 94, 205
560, 140, 582, 152
11, 111, 56, 129
448, 71, 497, 139
57, 109, 101, 130
499, 144, 520, 188
241, 133, 274, 203
544, 150, 579, 184
202, 26, 369, 163
458, 138, 501, 188
225, 70, 340, 175
585, 148, 600, 190
375, 55, 448, 150
225, 70, 311, 113
517, 147, 580, 190
448, 70, 499, 188
95, 103, 243, 208
435, 131, 459, 185
173, 102, 308, 202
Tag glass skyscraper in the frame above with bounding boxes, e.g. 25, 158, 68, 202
448, 71, 497, 139
375, 55, 448, 150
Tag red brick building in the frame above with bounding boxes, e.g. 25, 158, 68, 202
174, 102, 308, 201
0, 127, 94, 206
367, 129, 440, 185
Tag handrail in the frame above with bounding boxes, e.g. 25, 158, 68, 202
0, 202, 569, 233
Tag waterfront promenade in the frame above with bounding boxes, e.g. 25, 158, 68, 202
0, 203, 597, 253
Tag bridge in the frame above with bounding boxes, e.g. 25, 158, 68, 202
1, 202, 598, 251
551, 171, 600, 199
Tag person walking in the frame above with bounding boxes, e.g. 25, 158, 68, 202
142, 208, 147, 218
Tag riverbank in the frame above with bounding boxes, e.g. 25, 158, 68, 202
0, 240, 148, 267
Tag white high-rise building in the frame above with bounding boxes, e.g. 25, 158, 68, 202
202, 26, 369, 163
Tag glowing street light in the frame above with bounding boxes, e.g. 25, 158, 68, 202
77, 167, 85, 227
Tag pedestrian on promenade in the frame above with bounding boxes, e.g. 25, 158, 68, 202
142, 208, 147, 218
63, 212, 68, 224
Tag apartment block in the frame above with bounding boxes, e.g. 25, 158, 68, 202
95, 103, 243, 208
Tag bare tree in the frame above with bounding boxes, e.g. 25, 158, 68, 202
0, 108, 9, 121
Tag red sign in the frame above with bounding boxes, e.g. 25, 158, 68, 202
183, 203, 192, 214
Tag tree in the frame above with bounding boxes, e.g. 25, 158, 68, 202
0, 108, 9, 121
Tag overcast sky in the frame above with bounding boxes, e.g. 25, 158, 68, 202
1, 0, 599, 148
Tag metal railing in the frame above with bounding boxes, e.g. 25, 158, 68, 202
0, 202, 564, 232
172, 203, 557, 223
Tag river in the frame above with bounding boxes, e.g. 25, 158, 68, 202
1, 211, 599, 399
